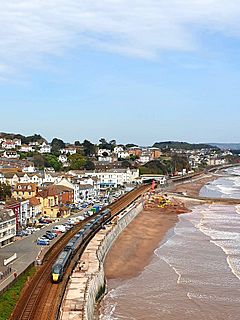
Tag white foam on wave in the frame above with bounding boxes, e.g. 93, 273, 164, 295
189, 205, 240, 281
235, 205, 240, 215
187, 292, 240, 303
227, 256, 240, 281
160, 256, 182, 284
99, 303, 118, 320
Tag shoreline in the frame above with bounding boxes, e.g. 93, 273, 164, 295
103, 174, 214, 282
99, 174, 216, 318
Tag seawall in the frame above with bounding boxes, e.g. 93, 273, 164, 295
60, 200, 144, 320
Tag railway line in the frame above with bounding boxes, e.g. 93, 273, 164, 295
10, 184, 150, 320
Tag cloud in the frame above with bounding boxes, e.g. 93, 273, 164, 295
1, 0, 240, 76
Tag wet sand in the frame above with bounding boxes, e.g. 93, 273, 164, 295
104, 174, 213, 281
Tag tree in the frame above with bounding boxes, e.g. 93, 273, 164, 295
83, 140, 96, 157
44, 154, 62, 171
33, 154, 45, 168
74, 140, 81, 146
126, 143, 138, 148
99, 138, 117, 150
51, 138, 65, 154
69, 154, 86, 170
84, 160, 95, 170
0, 183, 12, 201
102, 151, 109, 157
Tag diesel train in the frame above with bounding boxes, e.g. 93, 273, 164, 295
51, 208, 111, 283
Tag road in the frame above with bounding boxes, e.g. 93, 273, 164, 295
0, 210, 87, 292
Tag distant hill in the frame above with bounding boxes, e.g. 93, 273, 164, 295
0, 132, 47, 144
153, 141, 218, 150
209, 143, 240, 150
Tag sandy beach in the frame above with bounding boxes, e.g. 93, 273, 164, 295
169, 173, 216, 197
104, 174, 213, 281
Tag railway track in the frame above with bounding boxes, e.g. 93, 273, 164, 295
10, 184, 150, 320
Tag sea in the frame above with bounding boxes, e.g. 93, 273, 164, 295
99, 166, 240, 320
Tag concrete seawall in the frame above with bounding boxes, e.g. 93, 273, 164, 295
60, 200, 144, 320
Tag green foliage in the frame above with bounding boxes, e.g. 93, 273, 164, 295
139, 155, 190, 175
0, 182, 12, 201
99, 138, 116, 151
0, 266, 36, 320
69, 154, 87, 170
74, 140, 81, 146
44, 154, 62, 171
153, 141, 219, 151
82, 139, 96, 156
84, 160, 95, 170
51, 138, 65, 153
125, 143, 138, 148
139, 160, 168, 175
0, 133, 46, 145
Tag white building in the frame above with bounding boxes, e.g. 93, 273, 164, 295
117, 151, 130, 159
3, 151, 19, 159
39, 142, 51, 154
60, 146, 77, 155
22, 164, 36, 173
80, 168, 140, 188
98, 149, 111, 157
0, 207, 16, 247
20, 145, 33, 152
59, 154, 68, 163
113, 146, 124, 154
13, 138, 22, 147
19, 200, 30, 227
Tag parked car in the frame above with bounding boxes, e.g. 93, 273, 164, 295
44, 233, 55, 240
76, 215, 85, 221
52, 225, 66, 233
16, 231, 26, 237
46, 230, 58, 237
67, 218, 78, 225
37, 238, 50, 245
62, 223, 72, 230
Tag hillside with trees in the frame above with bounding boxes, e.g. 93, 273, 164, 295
153, 141, 219, 150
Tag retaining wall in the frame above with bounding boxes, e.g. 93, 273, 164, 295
60, 200, 144, 320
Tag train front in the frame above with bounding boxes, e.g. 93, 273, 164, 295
51, 264, 62, 283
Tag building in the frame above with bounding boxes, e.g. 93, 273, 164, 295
4, 199, 20, 230
149, 147, 161, 159
20, 145, 33, 152
3, 151, 19, 159
59, 154, 68, 163
0, 207, 16, 247
12, 183, 38, 200
19, 199, 30, 227
29, 197, 42, 224
39, 143, 51, 154
80, 168, 140, 189
2, 140, 16, 150
60, 146, 77, 155
128, 147, 142, 158
36, 185, 74, 218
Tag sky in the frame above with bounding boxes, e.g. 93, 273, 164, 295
1, 0, 240, 145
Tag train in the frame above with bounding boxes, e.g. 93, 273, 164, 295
51, 208, 111, 283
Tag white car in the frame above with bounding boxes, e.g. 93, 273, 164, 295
52, 225, 66, 233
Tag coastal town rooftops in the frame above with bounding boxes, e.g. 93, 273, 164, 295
14, 183, 37, 192
37, 184, 73, 198
79, 184, 94, 190
0, 207, 15, 222
29, 197, 41, 207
